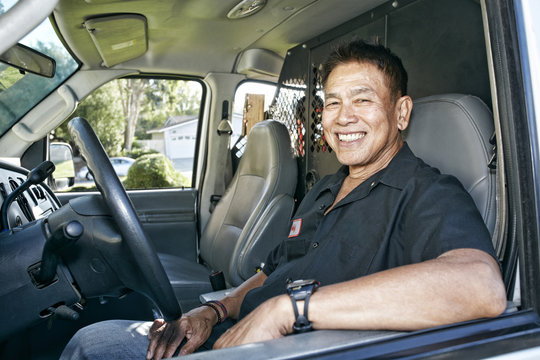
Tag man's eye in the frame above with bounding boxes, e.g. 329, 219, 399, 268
325, 101, 339, 108
354, 98, 370, 104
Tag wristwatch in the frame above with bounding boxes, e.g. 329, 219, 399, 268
286, 279, 320, 333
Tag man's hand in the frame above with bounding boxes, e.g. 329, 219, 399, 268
145, 272, 268, 358
146, 306, 216, 359
213, 295, 292, 349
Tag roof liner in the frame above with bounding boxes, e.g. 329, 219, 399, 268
52, 0, 386, 77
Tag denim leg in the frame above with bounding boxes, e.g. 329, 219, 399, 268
59, 318, 236, 359
59, 320, 151, 360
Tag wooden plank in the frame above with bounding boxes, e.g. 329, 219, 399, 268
242, 93, 265, 136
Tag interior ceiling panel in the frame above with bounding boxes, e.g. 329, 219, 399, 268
53, 0, 387, 76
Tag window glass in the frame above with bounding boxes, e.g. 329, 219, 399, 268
0, 5, 79, 136
231, 81, 276, 145
51, 78, 202, 191
0, 0, 18, 13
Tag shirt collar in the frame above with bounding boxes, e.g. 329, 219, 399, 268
314, 166, 346, 201
379, 142, 420, 190
314, 142, 419, 201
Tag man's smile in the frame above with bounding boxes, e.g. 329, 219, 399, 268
338, 132, 366, 142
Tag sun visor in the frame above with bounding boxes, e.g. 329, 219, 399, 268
84, 14, 147, 67
235, 49, 283, 80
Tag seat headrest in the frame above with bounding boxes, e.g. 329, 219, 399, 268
238, 120, 294, 177
403, 94, 496, 235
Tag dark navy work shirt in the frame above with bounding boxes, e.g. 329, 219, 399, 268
238, 143, 496, 319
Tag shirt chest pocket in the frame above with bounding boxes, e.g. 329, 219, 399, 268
284, 209, 323, 261
284, 237, 311, 261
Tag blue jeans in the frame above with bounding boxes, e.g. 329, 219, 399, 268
59, 319, 235, 359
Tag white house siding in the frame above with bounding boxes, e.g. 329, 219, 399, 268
144, 117, 198, 174
164, 120, 197, 159
138, 139, 166, 154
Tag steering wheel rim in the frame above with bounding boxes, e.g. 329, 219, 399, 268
68, 116, 181, 321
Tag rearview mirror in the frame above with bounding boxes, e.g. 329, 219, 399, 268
0, 43, 56, 78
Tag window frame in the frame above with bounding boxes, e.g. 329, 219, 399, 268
56, 74, 206, 191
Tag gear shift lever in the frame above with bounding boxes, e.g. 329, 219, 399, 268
36, 220, 83, 284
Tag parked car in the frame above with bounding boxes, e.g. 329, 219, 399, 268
1, 0, 540, 359
76, 157, 135, 180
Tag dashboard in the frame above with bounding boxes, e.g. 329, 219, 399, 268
0, 160, 60, 230
0, 160, 82, 340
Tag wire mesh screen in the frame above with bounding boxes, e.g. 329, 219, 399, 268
269, 68, 331, 158
309, 65, 330, 154
268, 46, 339, 199
269, 77, 307, 158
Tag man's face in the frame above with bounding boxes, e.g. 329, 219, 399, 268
322, 61, 408, 174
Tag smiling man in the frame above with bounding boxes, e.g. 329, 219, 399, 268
61, 40, 506, 360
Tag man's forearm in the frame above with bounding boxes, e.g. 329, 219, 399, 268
297, 248, 507, 331
213, 249, 506, 349
220, 271, 267, 320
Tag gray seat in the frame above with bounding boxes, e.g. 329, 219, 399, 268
403, 93, 496, 238
160, 120, 297, 310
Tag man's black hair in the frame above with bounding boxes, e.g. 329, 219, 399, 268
321, 40, 408, 101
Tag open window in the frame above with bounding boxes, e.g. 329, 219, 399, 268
51, 77, 203, 191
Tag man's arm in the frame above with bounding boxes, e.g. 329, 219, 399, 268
146, 271, 267, 359
213, 248, 506, 348
220, 270, 268, 320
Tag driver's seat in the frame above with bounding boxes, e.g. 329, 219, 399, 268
403, 93, 497, 239
160, 120, 297, 310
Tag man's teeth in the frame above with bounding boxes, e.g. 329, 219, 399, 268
338, 132, 366, 142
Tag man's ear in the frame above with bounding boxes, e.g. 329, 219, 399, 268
396, 95, 413, 131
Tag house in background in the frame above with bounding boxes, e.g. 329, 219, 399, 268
141, 114, 198, 173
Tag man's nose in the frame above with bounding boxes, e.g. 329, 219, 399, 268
337, 102, 357, 125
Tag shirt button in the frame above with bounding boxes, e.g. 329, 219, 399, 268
319, 204, 325, 210
370, 181, 376, 187
312, 242, 319, 248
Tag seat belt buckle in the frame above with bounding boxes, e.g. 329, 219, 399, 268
209, 194, 222, 213
209, 270, 226, 291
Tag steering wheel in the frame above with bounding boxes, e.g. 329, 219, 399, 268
68, 117, 181, 321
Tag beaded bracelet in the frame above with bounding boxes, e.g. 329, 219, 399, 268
208, 300, 228, 320
201, 302, 222, 324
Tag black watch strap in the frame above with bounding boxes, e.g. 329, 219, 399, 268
287, 279, 319, 333
290, 290, 313, 333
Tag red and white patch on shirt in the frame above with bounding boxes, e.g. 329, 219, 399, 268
288, 218, 302, 238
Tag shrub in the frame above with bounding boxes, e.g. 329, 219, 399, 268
124, 147, 159, 159
123, 153, 189, 189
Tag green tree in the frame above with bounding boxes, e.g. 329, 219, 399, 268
136, 80, 202, 140
175, 81, 202, 115
65, 82, 124, 156
136, 80, 177, 140
0, 65, 24, 91
118, 78, 149, 151
52, 78, 202, 156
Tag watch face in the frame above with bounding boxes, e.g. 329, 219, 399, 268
287, 279, 318, 291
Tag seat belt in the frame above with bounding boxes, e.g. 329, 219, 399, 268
488, 130, 505, 259
210, 100, 233, 213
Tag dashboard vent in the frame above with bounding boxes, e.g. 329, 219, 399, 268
8, 178, 19, 192
7, 177, 34, 222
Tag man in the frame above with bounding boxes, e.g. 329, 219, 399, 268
61, 40, 506, 360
